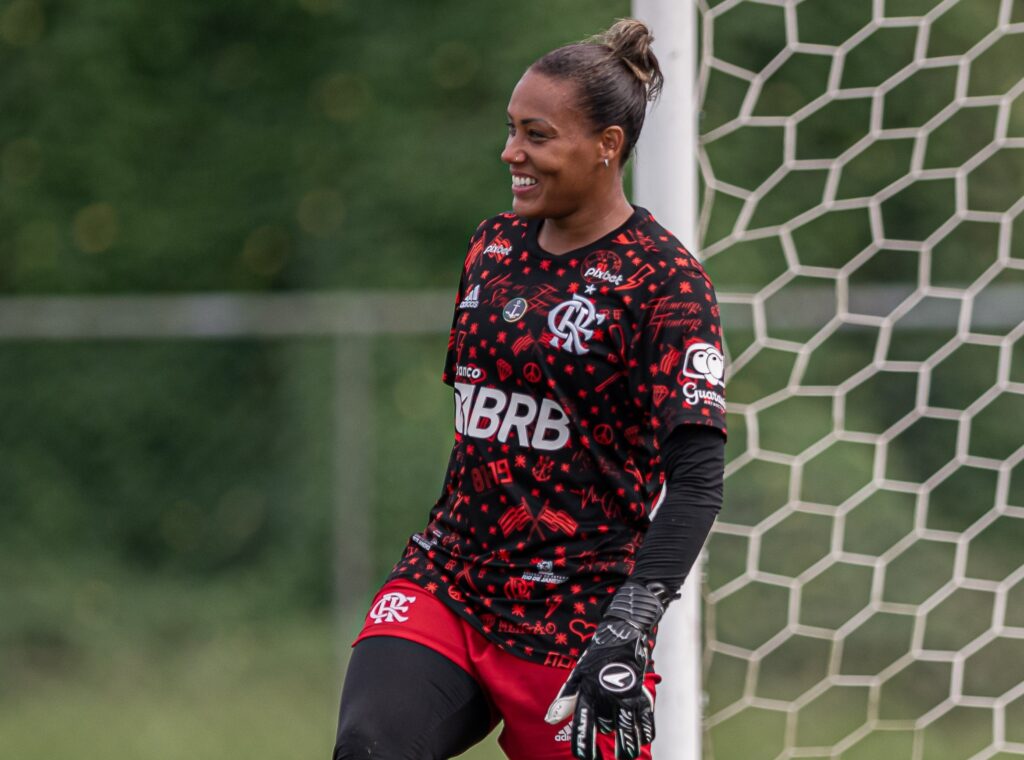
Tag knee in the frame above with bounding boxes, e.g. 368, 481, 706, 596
334, 720, 421, 760
333, 722, 376, 759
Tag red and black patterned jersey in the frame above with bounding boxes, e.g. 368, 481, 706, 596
389, 206, 726, 668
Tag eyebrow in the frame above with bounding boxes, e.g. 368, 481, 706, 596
507, 115, 554, 128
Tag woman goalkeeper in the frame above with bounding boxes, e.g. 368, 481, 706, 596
333, 18, 726, 760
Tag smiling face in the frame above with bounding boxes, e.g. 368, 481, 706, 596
500, 69, 616, 220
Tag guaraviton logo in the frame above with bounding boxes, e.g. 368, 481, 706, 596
679, 342, 726, 412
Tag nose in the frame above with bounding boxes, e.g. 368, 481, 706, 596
501, 138, 524, 166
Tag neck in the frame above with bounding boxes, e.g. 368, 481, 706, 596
538, 188, 634, 255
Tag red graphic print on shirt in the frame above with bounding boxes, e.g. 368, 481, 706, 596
389, 206, 726, 667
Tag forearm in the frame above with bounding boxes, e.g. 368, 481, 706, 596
629, 425, 725, 601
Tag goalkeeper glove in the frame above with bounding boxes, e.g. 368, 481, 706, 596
544, 581, 669, 759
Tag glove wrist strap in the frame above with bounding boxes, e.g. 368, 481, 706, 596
605, 581, 666, 633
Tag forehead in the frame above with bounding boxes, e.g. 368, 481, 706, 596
507, 69, 586, 130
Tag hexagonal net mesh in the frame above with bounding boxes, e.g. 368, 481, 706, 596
695, 1, 1024, 758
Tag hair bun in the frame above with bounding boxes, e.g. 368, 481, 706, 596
594, 18, 663, 101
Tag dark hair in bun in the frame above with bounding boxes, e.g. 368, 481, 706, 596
531, 18, 664, 166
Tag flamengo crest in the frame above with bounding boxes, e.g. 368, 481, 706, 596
548, 295, 605, 355
369, 592, 417, 624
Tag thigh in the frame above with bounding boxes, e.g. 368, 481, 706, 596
334, 636, 495, 760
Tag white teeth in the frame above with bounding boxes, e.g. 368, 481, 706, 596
513, 175, 537, 187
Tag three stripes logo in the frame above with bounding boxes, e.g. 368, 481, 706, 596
459, 284, 481, 310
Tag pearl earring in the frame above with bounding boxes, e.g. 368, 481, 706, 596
604, 158, 610, 168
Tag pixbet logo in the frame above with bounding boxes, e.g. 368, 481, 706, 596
369, 592, 417, 624
581, 250, 623, 286
484, 241, 512, 258
454, 383, 570, 451
548, 294, 605, 355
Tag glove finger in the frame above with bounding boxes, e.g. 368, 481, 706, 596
638, 706, 655, 747
545, 670, 582, 725
615, 706, 643, 760
639, 686, 656, 745
571, 692, 597, 760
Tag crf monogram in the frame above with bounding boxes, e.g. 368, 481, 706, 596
548, 295, 605, 355
369, 592, 417, 624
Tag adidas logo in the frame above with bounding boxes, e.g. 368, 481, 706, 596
459, 284, 481, 310
554, 724, 571, 743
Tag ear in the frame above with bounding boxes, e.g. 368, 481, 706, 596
598, 125, 627, 166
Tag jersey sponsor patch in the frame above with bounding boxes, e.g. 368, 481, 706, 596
455, 364, 486, 383
679, 341, 726, 412
520, 558, 568, 585
484, 241, 512, 259
682, 342, 725, 386
581, 250, 624, 286
454, 383, 571, 451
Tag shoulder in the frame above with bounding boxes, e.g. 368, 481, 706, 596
469, 211, 529, 241
462, 212, 530, 269
625, 209, 716, 294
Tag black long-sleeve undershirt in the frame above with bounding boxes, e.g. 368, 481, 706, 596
630, 425, 725, 597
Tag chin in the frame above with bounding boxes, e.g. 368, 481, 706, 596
511, 197, 545, 219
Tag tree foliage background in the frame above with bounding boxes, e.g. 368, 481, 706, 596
1, 0, 1022, 758
1, 2, 629, 758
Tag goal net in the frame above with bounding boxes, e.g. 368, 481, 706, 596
694, 1, 1024, 758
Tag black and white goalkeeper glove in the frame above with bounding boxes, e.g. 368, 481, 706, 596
544, 582, 668, 759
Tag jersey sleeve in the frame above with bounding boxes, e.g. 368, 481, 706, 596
441, 221, 488, 386
629, 259, 727, 445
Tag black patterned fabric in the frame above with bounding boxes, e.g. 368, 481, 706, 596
389, 206, 727, 667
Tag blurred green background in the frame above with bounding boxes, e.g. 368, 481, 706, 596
1, 0, 1022, 758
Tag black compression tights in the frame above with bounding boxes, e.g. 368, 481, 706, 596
333, 637, 494, 760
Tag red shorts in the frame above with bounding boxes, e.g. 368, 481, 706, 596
354, 579, 657, 760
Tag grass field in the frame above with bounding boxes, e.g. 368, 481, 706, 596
0, 559, 507, 760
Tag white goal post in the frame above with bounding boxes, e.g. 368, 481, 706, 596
632, 2, 704, 759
